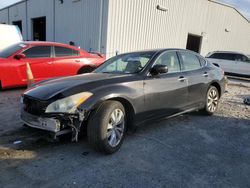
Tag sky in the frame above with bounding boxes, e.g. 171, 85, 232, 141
218, 0, 250, 20
0, 0, 249, 20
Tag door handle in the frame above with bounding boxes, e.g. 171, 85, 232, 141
75, 60, 80, 63
203, 72, 209, 77
178, 76, 187, 82
47, 62, 52, 65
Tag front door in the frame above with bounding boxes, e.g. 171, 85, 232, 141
20, 46, 54, 82
143, 51, 188, 121
235, 54, 250, 76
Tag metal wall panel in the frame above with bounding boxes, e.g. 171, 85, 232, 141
9, 1, 27, 40
106, 0, 250, 57
27, 0, 54, 41
54, 0, 108, 52
0, 9, 9, 24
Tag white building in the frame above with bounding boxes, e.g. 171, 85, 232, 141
0, 0, 250, 57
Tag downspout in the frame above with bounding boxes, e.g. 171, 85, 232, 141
7, 7, 10, 24
98, 0, 104, 52
25, 0, 28, 40
53, 0, 55, 42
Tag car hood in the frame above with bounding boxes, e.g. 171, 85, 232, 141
24, 73, 131, 100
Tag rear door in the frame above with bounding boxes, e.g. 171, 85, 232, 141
143, 50, 188, 120
235, 54, 250, 76
53, 46, 81, 77
208, 53, 237, 73
20, 45, 54, 81
178, 51, 209, 107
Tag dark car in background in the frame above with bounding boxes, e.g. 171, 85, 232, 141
21, 49, 226, 154
206, 51, 250, 77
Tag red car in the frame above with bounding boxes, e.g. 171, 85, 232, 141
0, 41, 105, 89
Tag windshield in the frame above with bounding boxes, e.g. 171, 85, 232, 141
0, 43, 26, 58
94, 52, 155, 74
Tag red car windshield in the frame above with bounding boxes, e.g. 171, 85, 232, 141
0, 43, 26, 58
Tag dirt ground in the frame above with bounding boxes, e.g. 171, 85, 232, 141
0, 79, 249, 188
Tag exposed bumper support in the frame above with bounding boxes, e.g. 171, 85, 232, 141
21, 109, 87, 141
21, 110, 61, 132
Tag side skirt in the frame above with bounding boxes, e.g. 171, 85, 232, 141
135, 107, 200, 127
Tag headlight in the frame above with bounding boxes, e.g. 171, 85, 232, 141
45, 92, 93, 113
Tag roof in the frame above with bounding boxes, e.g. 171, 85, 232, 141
118, 48, 203, 56
0, 0, 249, 24
22, 41, 85, 51
23, 41, 68, 45
209, 51, 249, 56
0, 0, 26, 11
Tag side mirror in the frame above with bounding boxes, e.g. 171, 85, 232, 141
14, 54, 26, 60
150, 64, 168, 75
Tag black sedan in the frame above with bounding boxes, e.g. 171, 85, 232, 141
21, 49, 226, 154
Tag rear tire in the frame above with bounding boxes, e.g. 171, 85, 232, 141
87, 101, 126, 154
202, 86, 219, 115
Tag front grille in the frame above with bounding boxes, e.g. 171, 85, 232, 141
23, 96, 49, 116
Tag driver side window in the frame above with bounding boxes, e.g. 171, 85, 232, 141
154, 51, 181, 73
23, 46, 51, 58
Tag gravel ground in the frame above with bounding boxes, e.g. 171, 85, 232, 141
0, 79, 249, 188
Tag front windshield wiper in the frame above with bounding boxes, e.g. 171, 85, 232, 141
101, 71, 127, 75
101, 72, 113, 74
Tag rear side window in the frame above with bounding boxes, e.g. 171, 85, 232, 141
54, 46, 79, 57
235, 54, 250, 62
23, 46, 51, 58
179, 51, 201, 71
154, 51, 181, 73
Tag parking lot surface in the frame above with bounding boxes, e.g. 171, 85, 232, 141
0, 79, 249, 188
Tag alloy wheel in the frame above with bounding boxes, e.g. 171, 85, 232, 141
107, 109, 125, 147
207, 88, 219, 113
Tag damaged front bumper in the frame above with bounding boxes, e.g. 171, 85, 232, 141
20, 109, 88, 140
21, 110, 61, 132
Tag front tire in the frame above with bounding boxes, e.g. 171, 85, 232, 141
203, 86, 220, 115
87, 101, 126, 154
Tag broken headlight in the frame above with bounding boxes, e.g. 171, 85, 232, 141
45, 92, 93, 113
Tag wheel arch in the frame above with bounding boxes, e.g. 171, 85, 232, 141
77, 65, 97, 74
84, 96, 136, 130
210, 82, 221, 98
105, 97, 136, 129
